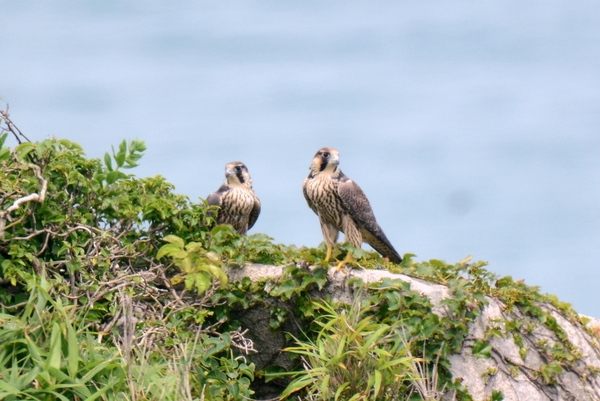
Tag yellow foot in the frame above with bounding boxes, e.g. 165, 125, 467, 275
334, 252, 355, 272
325, 245, 333, 262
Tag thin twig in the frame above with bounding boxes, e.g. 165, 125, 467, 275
0, 105, 31, 143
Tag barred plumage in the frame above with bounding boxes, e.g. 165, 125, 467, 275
207, 162, 261, 235
302, 147, 402, 265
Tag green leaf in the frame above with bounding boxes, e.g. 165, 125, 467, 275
156, 243, 180, 259
124, 139, 146, 168
14, 142, 36, 160
103, 152, 113, 171
114, 141, 127, 168
0, 381, 21, 396
491, 390, 505, 401
269, 279, 299, 300
106, 170, 127, 185
45, 322, 62, 371
372, 369, 382, 397
472, 339, 492, 359
0, 133, 9, 161
57, 139, 83, 151
334, 382, 350, 400
495, 276, 514, 288
185, 242, 204, 253
186, 272, 211, 294
80, 359, 120, 383
204, 264, 228, 288
280, 375, 314, 398
66, 320, 79, 379
163, 235, 185, 249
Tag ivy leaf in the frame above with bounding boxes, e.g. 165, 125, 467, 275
269, 279, 299, 300
472, 339, 492, 359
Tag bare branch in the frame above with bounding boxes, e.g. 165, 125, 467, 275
0, 105, 31, 143
0, 164, 48, 238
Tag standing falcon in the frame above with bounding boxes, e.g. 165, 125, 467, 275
302, 147, 402, 267
207, 161, 261, 235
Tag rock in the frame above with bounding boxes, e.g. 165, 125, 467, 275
230, 295, 305, 399
227, 264, 600, 401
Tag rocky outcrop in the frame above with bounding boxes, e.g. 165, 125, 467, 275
227, 264, 600, 401
448, 300, 600, 401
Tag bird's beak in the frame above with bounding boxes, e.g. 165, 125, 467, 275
225, 167, 235, 177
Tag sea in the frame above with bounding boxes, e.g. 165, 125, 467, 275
1, 1, 599, 317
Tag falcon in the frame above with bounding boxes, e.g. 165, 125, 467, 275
302, 147, 402, 267
207, 161, 261, 235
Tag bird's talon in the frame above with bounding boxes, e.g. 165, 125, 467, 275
334, 262, 347, 272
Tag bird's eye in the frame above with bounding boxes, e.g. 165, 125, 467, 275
322, 152, 330, 158
235, 166, 242, 172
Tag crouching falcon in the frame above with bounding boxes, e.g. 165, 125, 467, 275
207, 161, 261, 235
302, 147, 402, 267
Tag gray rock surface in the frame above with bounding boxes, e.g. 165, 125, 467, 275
227, 264, 600, 400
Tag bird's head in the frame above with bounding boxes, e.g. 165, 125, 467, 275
225, 161, 252, 187
310, 147, 340, 176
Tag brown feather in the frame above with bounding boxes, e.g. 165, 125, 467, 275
303, 147, 402, 263
207, 162, 260, 235
337, 178, 402, 263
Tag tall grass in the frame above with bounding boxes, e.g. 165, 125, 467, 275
0, 274, 252, 401
275, 296, 447, 401
0, 275, 124, 400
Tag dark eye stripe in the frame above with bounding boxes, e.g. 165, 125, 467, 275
236, 169, 246, 183
319, 156, 328, 171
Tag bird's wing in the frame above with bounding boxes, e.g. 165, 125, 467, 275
337, 178, 402, 263
248, 196, 261, 230
206, 185, 228, 223
207, 184, 228, 207
302, 178, 318, 214
206, 192, 222, 207
337, 178, 378, 232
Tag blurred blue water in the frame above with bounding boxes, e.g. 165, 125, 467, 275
2, 1, 599, 316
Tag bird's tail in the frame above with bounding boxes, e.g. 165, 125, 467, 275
362, 230, 402, 263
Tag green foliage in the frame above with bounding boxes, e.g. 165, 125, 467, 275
0, 135, 258, 400
157, 234, 228, 295
391, 256, 589, 392
0, 273, 255, 401
489, 390, 504, 401
0, 133, 10, 161
195, 333, 255, 401
472, 340, 492, 359
275, 297, 422, 401
268, 265, 328, 301
0, 126, 594, 401
0, 275, 124, 400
